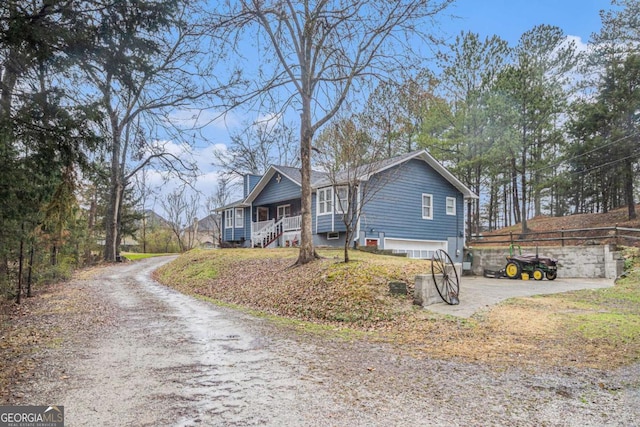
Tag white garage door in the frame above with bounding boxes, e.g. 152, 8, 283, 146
384, 239, 447, 259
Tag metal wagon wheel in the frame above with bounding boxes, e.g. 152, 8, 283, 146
431, 249, 460, 305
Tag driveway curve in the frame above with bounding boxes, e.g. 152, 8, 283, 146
14, 257, 639, 426
427, 276, 615, 318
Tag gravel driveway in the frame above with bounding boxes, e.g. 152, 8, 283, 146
13, 257, 640, 426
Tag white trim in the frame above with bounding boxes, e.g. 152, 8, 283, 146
384, 238, 447, 259
422, 193, 433, 220
277, 204, 291, 220
446, 197, 456, 216
317, 187, 333, 216
225, 209, 233, 229
365, 238, 379, 247
244, 166, 302, 204
335, 186, 349, 214
234, 208, 244, 228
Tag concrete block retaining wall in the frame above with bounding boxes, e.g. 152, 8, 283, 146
414, 264, 462, 307
470, 245, 624, 279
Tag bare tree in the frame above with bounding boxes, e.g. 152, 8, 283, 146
205, 176, 233, 247
213, 117, 298, 176
314, 117, 399, 262
161, 187, 200, 252
215, 0, 453, 264
132, 168, 157, 253
73, 0, 238, 261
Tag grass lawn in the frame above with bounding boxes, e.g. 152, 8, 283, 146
154, 247, 640, 369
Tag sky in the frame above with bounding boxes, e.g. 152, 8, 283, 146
445, 0, 605, 46
146, 0, 612, 218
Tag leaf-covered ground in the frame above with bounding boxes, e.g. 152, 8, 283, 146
155, 247, 640, 370
0, 266, 112, 403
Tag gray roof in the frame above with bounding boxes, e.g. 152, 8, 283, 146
216, 198, 248, 212
221, 150, 477, 208
272, 165, 329, 187
314, 149, 478, 199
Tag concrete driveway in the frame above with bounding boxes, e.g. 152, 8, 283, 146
425, 276, 615, 318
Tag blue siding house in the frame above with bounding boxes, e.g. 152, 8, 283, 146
217, 150, 477, 262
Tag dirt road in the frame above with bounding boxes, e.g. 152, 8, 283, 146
13, 257, 640, 426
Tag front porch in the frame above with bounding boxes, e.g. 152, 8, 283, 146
252, 215, 302, 248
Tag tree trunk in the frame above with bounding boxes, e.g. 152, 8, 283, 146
511, 157, 521, 224
343, 228, 350, 263
104, 128, 122, 262
16, 227, 24, 304
296, 123, 316, 264
625, 158, 637, 220
104, 181, 122, 261
85, 189, 97, 263
521, 150, 528, 234
27, 244, 34, 297
296, 93, 320, 265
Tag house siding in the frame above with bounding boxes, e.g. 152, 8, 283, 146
315, 188, 349, 234
254, 174, 301, 205
221, 207, 250, 244
244, 174, 262, 197
316, 211, 348, 233
361, 159, 464, 243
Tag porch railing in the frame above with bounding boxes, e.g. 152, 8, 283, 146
282, 215, 301, 232
251, 215, 301, 248
252, 219, 274, 234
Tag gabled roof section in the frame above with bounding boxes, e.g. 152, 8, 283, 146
243, 165, 328, 203
315, 149, 478, 199
274, 165, 329, 187
215, 198, 249, 212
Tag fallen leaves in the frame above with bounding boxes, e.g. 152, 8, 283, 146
0, 278, 113, 404
155, 247, 640, 370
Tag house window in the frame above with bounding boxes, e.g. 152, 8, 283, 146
234, 208, 244, 228
446, 197, 456, 216
256, 206, 269, 222
318, 187, 333, 215
327, 232, 340, 240
225, 209, 233, 229
277, 204, 291, 220
422, 194, 433, 220
335, 186, 349, 214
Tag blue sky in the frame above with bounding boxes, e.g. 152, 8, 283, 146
151, 0, 612, 216
445, 0, 605, 46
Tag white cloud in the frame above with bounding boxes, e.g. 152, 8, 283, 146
166, 108, 242, 132
565, 34, 590, 54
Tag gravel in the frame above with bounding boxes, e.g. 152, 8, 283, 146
9, 257, 640, 426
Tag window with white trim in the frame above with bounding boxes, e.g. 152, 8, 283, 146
234, 208, 244, 227
422, 194, 433, 219
317, 187, 333, 215
225, 209, 233, 229
335, 186, 349, 214
277, 204, 291, 220
446, 197, 456, 216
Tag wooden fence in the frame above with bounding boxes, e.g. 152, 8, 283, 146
470, 225, 640, 247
